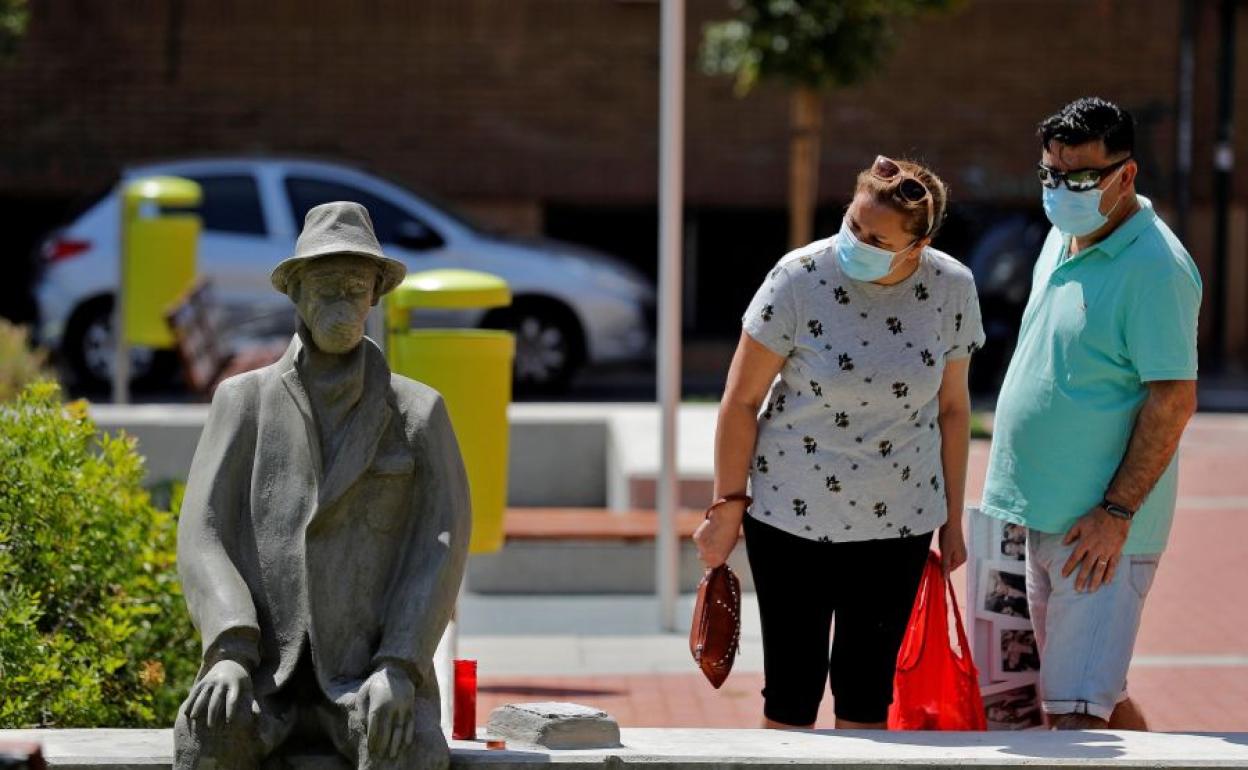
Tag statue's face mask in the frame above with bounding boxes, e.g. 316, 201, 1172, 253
292, 256, 380, 354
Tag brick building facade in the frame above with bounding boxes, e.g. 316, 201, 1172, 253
1, 0, 1244, 361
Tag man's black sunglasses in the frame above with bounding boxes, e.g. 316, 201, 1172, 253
1037, 156, 1132, 192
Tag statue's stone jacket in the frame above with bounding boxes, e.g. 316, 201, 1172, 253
177, 334, 472, 705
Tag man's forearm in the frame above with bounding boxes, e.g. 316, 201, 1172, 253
1106, 382, 1197, 511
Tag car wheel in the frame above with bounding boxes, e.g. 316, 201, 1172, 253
484, 300, 584, 396
63, 295, 176, 394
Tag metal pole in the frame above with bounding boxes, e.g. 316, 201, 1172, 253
113, 205, 130, 405
1174, 0, 1196, 243
656, 0, 685, 631
1211, 0, 1237, 369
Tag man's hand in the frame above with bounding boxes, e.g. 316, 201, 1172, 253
692, 503, 745, 569
183, 659, 253, 729
357, 664, 416, 760
1062, 506, 1130, 593
938, 523, 967, 575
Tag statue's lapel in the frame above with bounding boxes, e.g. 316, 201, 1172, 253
315, 341, 393, 512
278, 336, 323, 483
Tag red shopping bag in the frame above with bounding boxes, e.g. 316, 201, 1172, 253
887, 550, 987, 731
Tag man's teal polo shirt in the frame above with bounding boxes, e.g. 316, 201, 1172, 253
981, 197, 1202, 555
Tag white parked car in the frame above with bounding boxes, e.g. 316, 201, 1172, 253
36, 158, 655, 394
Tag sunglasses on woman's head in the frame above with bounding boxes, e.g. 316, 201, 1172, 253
870, 156, 934, 236
1036, 156, 1132, 192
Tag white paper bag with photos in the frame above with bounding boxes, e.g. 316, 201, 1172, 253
993, 628, 1040, 680
982, 680, 1045, 731
966, 507, 1044, 729
978, 560, 1031, 628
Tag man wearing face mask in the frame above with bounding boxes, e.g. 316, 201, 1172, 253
982, 98, 1202, 730
175, 201, 472, 769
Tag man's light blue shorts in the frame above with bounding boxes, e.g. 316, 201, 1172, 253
1026, 528, 1161, 722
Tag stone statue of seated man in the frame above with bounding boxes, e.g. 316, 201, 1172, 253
174, 201, 472, 770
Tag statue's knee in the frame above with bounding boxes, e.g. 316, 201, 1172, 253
390, 729, 450, 770
174, 707, 260, 768
352, 727, 448, 770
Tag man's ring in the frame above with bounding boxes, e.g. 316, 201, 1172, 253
1096, 557, 1109, 564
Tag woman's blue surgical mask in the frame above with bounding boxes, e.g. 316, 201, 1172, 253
834, 218, 913, 282
1042, 165, 1126, 237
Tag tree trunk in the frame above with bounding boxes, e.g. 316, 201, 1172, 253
788, 86, 823, 250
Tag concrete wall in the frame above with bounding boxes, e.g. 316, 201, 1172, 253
506, 418, 608, 507
90, 403, 615, 506
92, 402, 724, 512
88, 401, 727, 594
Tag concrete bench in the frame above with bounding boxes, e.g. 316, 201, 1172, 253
502, 508, 704, 541
4, 728, 1248, 769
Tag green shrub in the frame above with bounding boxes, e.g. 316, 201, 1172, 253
0, 381, 199, 727
0, 320, 50, 403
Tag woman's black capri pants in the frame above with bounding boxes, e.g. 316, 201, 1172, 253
743, 513, 932, 726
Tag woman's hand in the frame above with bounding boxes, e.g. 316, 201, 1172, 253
693, 503, 745, 568
939, 522, 967, 576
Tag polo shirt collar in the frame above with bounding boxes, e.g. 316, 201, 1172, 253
1064, 195, 1156, 260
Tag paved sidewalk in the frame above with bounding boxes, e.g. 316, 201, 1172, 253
463, 414, 1248, 732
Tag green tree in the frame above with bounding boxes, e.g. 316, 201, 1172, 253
0, 0, 28, 61
701, 0, 960, 249
0, 382, 199, 727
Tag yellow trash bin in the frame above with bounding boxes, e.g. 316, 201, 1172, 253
120, 176, 202, 348
385, 270, 514, 555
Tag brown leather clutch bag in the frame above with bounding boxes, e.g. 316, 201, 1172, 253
690, 563, 741, 689
689, 493, 750, 689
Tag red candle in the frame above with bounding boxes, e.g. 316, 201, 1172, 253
452, 659, 477, 740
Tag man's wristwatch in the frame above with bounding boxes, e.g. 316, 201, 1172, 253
1099, 499, 1136, 521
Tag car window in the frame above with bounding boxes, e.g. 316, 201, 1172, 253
284, 177, 437, 245
187, 175, 267, 235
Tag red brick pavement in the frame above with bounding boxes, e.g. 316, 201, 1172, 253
479, 415, 1248, 732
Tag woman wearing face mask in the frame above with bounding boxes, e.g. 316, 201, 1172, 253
693, 156, 986, 730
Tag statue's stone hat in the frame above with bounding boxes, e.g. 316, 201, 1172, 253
270, 201, 407, 297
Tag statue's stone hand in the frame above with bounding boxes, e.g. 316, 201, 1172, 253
357, 664, 417, 760
183, 659, 254, 730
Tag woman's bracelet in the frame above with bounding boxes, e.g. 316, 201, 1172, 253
704, 493, 752, 520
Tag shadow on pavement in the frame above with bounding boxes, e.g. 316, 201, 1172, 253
824, 728, 1127, 761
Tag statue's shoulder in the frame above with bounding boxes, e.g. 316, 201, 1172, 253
210, 366, 267, 408
199, 368, 275, 436
387, 373, 448, 427
213, 355, 290, 403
